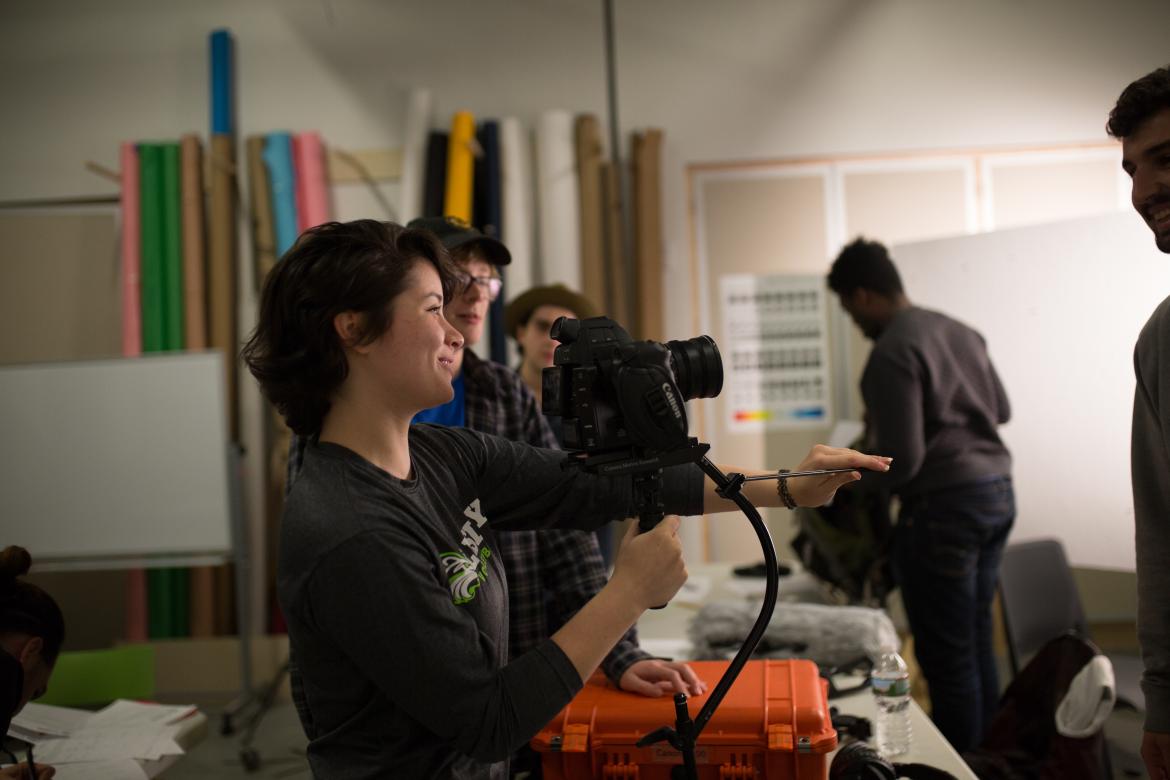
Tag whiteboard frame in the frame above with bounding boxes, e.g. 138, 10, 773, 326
0, 351, 235, 568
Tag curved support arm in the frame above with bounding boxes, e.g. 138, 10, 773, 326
692, 456, 779, 735
636, 454, 781, 780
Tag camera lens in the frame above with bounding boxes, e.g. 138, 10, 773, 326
666, 335, 723, 400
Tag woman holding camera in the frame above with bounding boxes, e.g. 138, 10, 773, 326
242, 219, 888, 780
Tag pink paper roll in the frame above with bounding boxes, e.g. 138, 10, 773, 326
120, 142, 142, 358
294, 132, 331, 232
122, 141, 149, 639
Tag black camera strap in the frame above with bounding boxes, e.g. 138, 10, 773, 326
830, 741, 961, 780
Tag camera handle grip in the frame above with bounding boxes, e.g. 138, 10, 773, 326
636, 510, 669, 609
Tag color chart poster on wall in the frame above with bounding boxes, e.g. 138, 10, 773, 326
719, 274, 831, 432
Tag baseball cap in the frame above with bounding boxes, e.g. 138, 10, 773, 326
406, 216, 511, 267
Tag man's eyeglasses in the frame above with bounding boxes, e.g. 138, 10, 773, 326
457, 273, 503, 302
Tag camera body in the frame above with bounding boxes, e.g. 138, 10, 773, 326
541, 316, 723, 458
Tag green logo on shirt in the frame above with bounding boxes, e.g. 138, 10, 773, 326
441, 547, 491, 604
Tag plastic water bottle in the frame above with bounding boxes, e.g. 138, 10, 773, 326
870, 649, 912, 757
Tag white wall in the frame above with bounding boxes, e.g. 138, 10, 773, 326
4, 0, 1168, 331
891, 213, 1170, 572
3, 0, 1168, 570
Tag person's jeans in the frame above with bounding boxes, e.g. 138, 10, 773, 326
892, 475, 1015, 753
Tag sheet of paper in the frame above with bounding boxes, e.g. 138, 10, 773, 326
33, 727, 184, 764
48, 759, 150, 780
88, 699, 198, 728
9, 701, 92, 738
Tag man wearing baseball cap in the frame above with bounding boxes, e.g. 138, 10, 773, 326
405, 217, 511, 427
404, 219, 704, 776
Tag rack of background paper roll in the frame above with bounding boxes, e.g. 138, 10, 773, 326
108, 27, 670, 648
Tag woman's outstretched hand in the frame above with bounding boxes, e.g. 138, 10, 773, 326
785, 445, 891, 507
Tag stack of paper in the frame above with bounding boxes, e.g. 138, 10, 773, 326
6, 700, 199, 780
7, 701, 91, 742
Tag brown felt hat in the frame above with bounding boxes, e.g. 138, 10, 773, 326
504, 284, 598, 337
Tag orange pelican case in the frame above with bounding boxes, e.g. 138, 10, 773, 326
532, 659, 837, 779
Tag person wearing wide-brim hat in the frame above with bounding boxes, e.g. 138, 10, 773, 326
504, 284, 598, 411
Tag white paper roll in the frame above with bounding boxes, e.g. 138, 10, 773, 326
398, 87, 432, 223
500, 116, 535, 296
535, 110, 581, 290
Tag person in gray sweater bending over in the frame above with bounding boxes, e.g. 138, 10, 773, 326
828, 237, 1014, 754
1107, 64, 1170, 780
242, 218, 888, 780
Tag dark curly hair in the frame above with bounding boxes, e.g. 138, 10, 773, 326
827, 237, 905, 298
1107, 65, 1170, 139
241, 220, 458, 436
0, 546, 65, 666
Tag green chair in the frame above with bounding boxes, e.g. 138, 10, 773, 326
37, 644, 155, 708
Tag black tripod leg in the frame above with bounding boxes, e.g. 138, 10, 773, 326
236, 660, 291, 772
673, 693, 699, 780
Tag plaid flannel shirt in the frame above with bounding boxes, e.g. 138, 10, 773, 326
286, 350, 649, 684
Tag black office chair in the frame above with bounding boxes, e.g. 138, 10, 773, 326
999, 539, 1144, 778
964, 633, 1110, 780
998, 539, 1143, 711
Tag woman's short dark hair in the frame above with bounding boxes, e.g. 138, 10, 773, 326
0, 546, 65, 665
1107, 65, 1170, 139
242, 220, 458, 436
827, 237, 904, 298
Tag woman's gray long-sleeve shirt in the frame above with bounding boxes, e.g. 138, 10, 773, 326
278, 423, 704, 779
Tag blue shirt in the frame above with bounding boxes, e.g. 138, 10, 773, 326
413, 372, 466, 427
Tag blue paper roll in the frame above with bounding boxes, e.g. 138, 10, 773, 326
263, 133, 299, 258
210, 29, 234, 136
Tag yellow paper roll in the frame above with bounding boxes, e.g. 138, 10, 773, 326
444, 110, 476, 222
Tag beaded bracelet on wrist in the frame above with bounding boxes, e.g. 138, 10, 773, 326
777, 468, 797, 510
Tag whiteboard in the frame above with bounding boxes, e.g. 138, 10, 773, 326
889, 212, 1169, 571
0, 352, 233, 565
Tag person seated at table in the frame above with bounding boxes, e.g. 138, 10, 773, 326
241, 218, 890, 779
1, 545, 62, 780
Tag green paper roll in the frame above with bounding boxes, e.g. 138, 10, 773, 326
141, 143, 168, 639
170, 567, 190, 638
138, 144, 165, 354
162, 143, 190, 637
160, 143, 185, 351
147, 568, 171, 638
